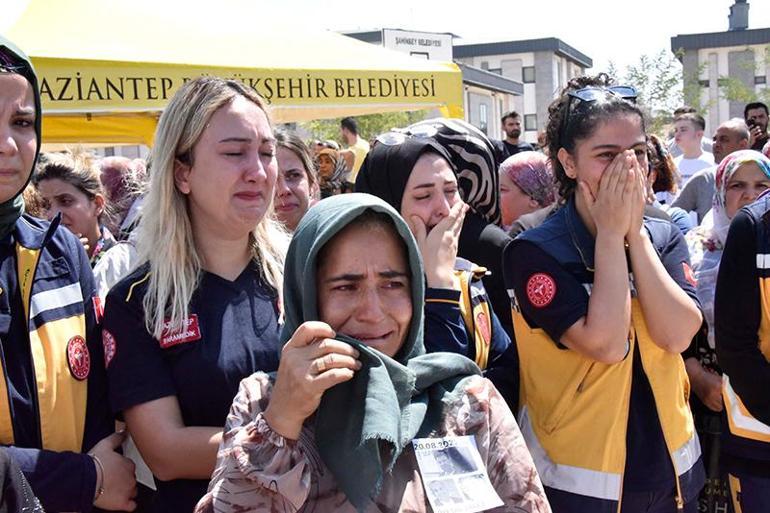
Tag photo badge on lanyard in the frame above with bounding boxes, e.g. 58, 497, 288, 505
412, 435, 503, 513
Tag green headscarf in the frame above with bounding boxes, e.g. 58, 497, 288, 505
0, 36, 42, 239
281, 193, 480, 511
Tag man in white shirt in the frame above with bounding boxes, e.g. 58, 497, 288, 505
673, 113, 714, 186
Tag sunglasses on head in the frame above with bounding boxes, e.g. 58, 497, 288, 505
560, 85, 638, 142
567, 85, 638, 103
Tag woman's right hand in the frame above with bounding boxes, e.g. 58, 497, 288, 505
264, 322, 361, 440
579, 150, 636, 239
90, 431, 137, 511
408, 201, 467, 289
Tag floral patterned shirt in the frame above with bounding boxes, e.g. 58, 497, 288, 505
195, 373, 551, 513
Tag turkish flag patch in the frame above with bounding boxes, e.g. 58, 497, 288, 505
66, 335, 90, 380
526, 273, 557, 308
683, 263, 698, 287
160, 314, 202, 349
102, 329, 116, 368
92, 296, 104, 323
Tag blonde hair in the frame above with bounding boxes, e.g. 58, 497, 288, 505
137, 77, 287, 338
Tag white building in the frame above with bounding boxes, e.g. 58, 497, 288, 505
671, 0, 769, 135
344, 29, 524, 139
453, 38, 592, 143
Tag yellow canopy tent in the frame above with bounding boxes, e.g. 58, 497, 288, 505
5, 0, 463, 146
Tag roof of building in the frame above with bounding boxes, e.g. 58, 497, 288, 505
671, 27, 770, 56
343, 29, 461, 44
453, 37, 592, 68
344, 30, 383, 44
457, 62, 523, 95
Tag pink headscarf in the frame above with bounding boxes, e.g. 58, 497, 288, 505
499, 152, 555, 207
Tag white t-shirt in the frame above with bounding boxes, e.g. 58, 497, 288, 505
675, 152, 715, 186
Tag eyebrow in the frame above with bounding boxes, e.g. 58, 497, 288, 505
324, 269, 409, 283
218, 136, 276, 144
411, 179, 455, 190
590, 142, 646, 151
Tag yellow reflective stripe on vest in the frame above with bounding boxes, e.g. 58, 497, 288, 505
31, 314, 88, 451
456, 268, 491, 369
16, 245, 40, 323
723, 375, 770, 443
11, 243, 88, 451
0, 355, 14, 445
0, 245, 43, 444
519, 406, 622, 501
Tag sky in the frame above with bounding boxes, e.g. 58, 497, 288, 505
3, 0, 769, 74
273, 0, 770, 73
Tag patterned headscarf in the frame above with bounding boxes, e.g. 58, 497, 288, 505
712, 149, 770, 246
499, 152, 556, 207
404, 118, 501, 225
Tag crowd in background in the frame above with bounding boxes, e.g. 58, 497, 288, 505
3, 33, 770, 513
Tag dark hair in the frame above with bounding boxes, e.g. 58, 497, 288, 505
745, 102, 769, 119
274, 129, 317, 188
340, 117, 359, 135
546, 73, 646, 200
501, 110, 520, 124
647, 134, 679, 194
673, 106, 696, 117
674, 112, 705, 131
33, 148, 103, 201
32, 148, 106, 221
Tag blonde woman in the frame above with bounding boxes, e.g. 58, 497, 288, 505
102, 77, 287, 513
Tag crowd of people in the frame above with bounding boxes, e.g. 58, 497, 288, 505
2, 33, 770, 513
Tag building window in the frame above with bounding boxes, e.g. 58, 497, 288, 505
522, 66, 535, 83
524, 114, 537, 131
699, 79, 710, 87
479, 103, 488, 134
756, 76, 767, 85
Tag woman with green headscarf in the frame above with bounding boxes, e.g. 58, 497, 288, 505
196, 193, 549, 513
0, 37, 136, 511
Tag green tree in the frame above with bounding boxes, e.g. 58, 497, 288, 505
299, 110, 431, 145
713, 45, 770, 106
612, 50, 684, 136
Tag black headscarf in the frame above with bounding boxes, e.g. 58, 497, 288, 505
0, 36, 42, 238
354, 135, 454, 213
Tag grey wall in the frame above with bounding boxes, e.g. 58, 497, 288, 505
728, 49, 756, 119
534, 51, 555, 131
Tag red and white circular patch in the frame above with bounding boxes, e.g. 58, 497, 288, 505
526, 273, 557, 308
102, 329, 116, 369
66, 335, 90, 381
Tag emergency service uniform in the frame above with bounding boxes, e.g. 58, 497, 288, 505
0, 215, 111, 512
103, 263, 283, 513
425, 257, 519, 409
0, 35, 113, 512
503, 198, 705, 512
715, 193, 770, 512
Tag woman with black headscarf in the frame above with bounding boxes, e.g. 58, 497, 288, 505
0, 36, 136, 511
355, 134, 518, 406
